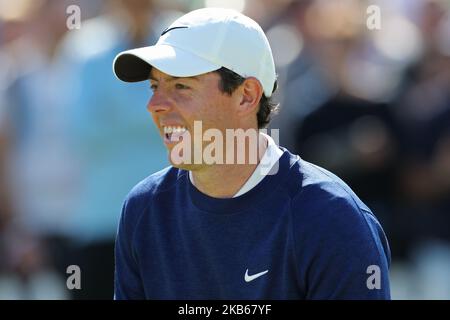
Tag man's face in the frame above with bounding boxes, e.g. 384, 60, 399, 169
147, 67, 240, 168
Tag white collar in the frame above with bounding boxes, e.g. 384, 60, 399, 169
189, 132, 283, 197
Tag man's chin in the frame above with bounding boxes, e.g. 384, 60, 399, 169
169, 160, 200, 171
167, 152, 197, 171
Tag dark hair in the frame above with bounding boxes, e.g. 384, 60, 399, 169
215, 67, 279, 129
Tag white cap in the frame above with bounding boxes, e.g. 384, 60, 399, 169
113, 8, 277, 97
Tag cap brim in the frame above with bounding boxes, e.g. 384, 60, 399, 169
113, 44, 221, 82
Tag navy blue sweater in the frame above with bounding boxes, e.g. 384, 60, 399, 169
114, 148, 391, 299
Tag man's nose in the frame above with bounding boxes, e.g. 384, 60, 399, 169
147, 91, 172, 114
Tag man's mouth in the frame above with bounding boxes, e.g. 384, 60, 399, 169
163, 125, 188, 142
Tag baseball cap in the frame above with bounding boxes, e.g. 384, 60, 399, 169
113, 8, 277, 97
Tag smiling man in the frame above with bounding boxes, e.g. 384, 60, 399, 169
112, 8, 391, 299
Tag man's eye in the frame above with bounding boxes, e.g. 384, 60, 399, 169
150, 84, 158, 91
175, 83, 190, 90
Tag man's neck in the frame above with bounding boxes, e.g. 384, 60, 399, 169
191, 133, 268, 198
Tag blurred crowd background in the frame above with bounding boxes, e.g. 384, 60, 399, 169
0, 0, 449, 299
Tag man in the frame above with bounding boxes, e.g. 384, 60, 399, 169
112, 8, 391, 299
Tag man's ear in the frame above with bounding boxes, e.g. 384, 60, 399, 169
238, 77, 263, 116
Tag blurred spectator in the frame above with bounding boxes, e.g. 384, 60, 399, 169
0, 0, 78, 299
391, 0, 450, 256
0, 75, 13, 246
1, 0, 175, 299
56, 0, 177, 299
265, 0, 336, 151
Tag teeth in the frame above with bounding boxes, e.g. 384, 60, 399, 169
164, 127, 172, 134
163, 126, 187, 134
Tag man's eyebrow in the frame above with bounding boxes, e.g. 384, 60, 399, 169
148, 74, 200, 82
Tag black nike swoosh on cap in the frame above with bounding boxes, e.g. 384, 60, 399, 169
161, 26, 189, 36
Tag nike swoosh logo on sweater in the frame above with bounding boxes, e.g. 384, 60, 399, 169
244, 269, 269, 282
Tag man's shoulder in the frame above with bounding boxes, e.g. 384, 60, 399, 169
286, 157, 392, 293
273, 149, 369, 214
280, 154, 382, 235
118, 166, 185, 238
125, 165, 182, 205
289, 158, 371, 214
286, 157, 388, 250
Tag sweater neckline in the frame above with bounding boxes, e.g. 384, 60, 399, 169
183, 149, 296, 214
